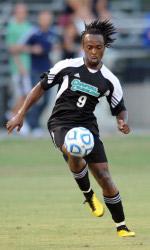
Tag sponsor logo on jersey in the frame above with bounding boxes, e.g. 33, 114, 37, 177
71, 79, 100, 97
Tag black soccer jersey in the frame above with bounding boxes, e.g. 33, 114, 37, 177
40, 57, 126, 135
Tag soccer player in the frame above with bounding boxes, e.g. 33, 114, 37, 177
6, 20, 135, 237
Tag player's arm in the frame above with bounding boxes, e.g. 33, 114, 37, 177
6, 82, 44, 134
106, 76, 130, 135
6, 59, 67, 134
6, 57, 71, 134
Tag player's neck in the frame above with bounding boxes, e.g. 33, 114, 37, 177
84, 58, 103, 70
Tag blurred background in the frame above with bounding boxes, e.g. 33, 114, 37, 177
0, 0, 150, 137
0, 2, 150, 248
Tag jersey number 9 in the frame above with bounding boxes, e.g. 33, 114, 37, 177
76, 95, 87, 108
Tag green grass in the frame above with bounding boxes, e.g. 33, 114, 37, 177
0, 135, 150, 250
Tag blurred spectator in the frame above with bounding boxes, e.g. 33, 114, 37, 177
61, 22, 80, 59
58, 0, 74, 27
142, 13, 150, 48
73, 0, 95, 33
92, 0, 112, 21
5, 3, 32, 135
18, 10, 60, 136
143, 27, 150, 47
59, 0, 95, 33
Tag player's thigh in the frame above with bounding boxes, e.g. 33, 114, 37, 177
85, 136, 111, 183
49, 126, 67, 149
49, 126, 70, 161
88, 162, 118, 195
88, 162, 110, 180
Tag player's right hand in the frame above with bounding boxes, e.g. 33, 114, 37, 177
6, 114, 24, 134
117, 119, 130, 134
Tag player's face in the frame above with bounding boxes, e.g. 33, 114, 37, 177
82, 34, 105, 68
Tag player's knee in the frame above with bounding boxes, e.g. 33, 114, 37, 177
97, 169, 117, 193
69, 155, 86, 171
100, 173, 112, 187
62, 144, 86, 168
92, 166, 113, 188
97, 169, 110, 182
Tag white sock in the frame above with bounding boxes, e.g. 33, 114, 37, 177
115, 221, 126, 228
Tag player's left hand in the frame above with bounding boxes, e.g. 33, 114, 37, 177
117, 119, 130, 134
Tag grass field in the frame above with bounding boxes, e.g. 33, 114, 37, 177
0, 135, 150, 250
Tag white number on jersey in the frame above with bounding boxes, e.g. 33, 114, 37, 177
76, 95, 87, 108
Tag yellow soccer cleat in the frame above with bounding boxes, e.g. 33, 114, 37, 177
117, 225, 135, 237
84, 193, 104, 217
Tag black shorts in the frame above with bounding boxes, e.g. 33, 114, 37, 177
49, 126, 108, 164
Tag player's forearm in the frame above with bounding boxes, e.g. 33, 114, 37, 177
18, 82, 44, 117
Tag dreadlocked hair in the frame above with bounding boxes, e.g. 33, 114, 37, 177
81, 19, 116, 48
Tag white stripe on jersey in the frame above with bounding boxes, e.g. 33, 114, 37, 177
47, 57, 84, 86
101, 65, 123, 108
56, 75, 69, 100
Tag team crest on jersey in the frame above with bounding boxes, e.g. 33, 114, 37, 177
71, 79, 100, 97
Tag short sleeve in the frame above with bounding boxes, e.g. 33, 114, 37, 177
40, 59, 70, 90
101, 65, 126, 116
106, 78, 126, 116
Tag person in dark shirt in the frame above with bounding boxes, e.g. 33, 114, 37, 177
19, 10, 60, 135
7, 19, 135, 237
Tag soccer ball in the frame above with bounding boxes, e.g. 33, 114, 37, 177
64, 127, 94, 157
